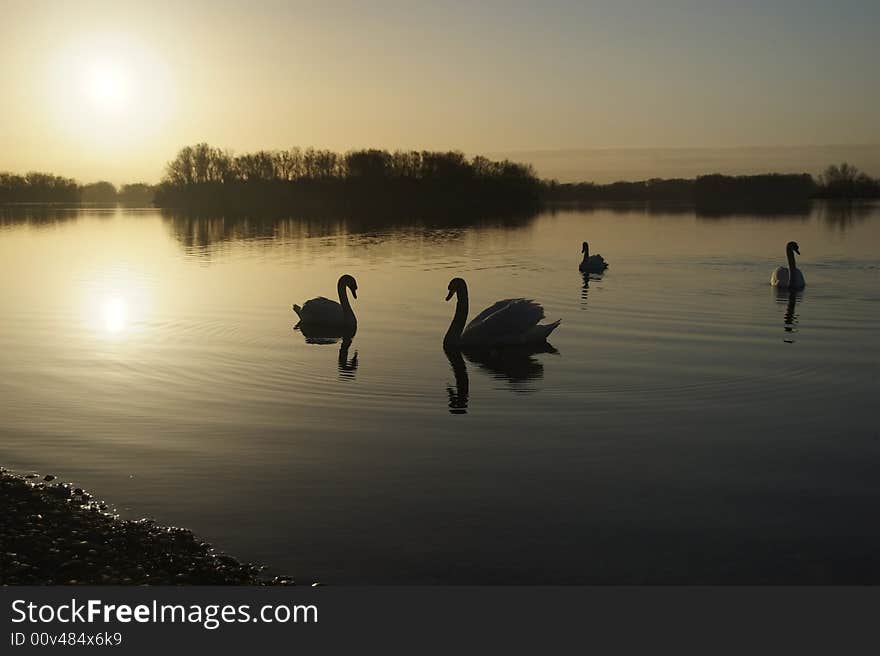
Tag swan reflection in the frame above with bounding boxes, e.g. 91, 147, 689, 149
581, 271, 603, 307
776, 290, 802, 344
294, 320, 356, 343
293, 323, 358, 380
444, 343, 558, 414
337, 337, 358, 380
444, 348, 469, 414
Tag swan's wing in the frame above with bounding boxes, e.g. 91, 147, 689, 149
771, 267, 789, 287
581, 255, 608, 271
464, 298, 545, 340
467, 298, 544, 329
302, 296, 339, 310
299, 296, 343, 322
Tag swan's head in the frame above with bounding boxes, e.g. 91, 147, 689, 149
339, 274, 358, 299
446, 277, 467, 301
581, 241, 589, 253
786, 241, 800, 255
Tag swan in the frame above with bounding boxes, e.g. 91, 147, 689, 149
443, 277, 560, 348
293, 274, 358, 330
579, 241, 608, 273
770, 241, 805, 290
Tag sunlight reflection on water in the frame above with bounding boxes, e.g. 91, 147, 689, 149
1, 202, 879, 583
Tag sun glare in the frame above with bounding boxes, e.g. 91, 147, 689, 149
49, 33, 174, 148
86, 65, 131, 112
102, 297, 127, 334
82, 267, 151, 341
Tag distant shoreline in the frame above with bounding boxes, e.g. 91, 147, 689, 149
3, 148, 878, 209
491, 144, 880, 185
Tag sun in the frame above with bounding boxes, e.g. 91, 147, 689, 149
48, 33, 175, 147
102, 297, 127, 334
85, 64, 131, 112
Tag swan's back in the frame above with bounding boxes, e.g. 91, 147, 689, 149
295, 296, 343, 323
462, 298, 547, 344
580, 254, 608, 272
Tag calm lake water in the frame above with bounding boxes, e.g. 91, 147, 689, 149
1, 202, 878, 583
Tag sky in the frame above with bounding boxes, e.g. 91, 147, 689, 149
2, 0, 878, 184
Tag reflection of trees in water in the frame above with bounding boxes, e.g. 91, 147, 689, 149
0, 205, 91, 228
816, 200, 874, 231
545, 199, 814, 219
161, 208, 540, 253
547, 198, 879, 227
695, 202, 811, 220
443, 343, 557, 414
544, 201, 695, 217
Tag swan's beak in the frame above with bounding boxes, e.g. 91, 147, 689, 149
445, 290, 454, 301
351, 289, 357, 299
794, 246, 800, 255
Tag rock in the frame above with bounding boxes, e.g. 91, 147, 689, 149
44, 475, 56, 482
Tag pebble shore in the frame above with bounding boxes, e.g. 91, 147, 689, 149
0, 467, 294, 585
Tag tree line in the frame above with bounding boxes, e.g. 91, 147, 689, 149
0, 172, 79, 203
0, 173, 156, 204
152, 143, 542, 214
2, 155, 878, 208
545, 163, 880, 206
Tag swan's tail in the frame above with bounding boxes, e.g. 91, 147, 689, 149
292, 304, 303, 318
542, 319, 561, 340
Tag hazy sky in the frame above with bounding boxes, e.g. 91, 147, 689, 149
2, 0, 878, 183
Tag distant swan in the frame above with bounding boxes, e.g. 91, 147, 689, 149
770, 242, 805, 290
293, 274, 358, 329
443, 277, 560, 348
579, 241, 608, 273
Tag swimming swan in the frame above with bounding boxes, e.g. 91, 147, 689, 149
579, 241, 608, 273
293, 274, 358, 329
770, 242, 805, 290
443, 277, 560, 348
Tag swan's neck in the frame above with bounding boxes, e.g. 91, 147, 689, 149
337, 280, 355, 321
581, 245, 589, 262
444, 289, 469, 347
786, 247, 797, 274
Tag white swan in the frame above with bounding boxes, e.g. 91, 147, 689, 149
770, 241, 805, 290
293, 274, 358, 329
579, 241, 608, 273
443, 277, 560, 348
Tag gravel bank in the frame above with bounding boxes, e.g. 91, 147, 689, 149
0, 467, 294, 585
